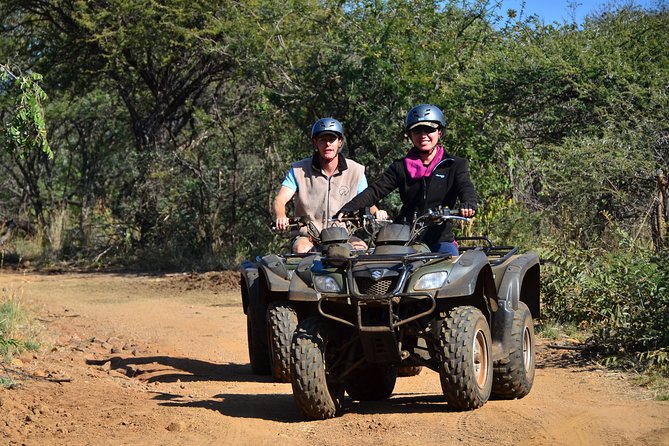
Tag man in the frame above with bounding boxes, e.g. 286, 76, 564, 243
274, 117, 385, 253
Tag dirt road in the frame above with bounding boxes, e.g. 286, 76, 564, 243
1, 271, 667, 446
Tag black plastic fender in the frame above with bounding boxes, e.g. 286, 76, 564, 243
288, 255, 321, 302
239, 261, 259, 315
496, 252, 540, 318
437, 250, 497, 308
491, 252, 541, 360
258, 254, 292, 293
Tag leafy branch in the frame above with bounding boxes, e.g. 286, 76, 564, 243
1, 64, 52, 159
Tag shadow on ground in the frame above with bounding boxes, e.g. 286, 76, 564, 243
157, 391, 456, 422
86, 355, 270, 383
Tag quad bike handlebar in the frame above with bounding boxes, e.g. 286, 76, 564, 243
409, 207, 471, 245
272, 216, 321, 241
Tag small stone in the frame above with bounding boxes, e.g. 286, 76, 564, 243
166, 421, 185, 432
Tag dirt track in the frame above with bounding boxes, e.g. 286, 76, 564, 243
1, 271, 668, 446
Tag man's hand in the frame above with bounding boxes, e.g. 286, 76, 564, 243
350, 236, 368, 251
275, 217, 291, 231
374, 209, 389, 221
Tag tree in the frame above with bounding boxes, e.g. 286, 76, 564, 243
1, 0, 240, 246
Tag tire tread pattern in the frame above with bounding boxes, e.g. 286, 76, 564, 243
267, 301, 298, 383
438, 306, 492, 411
290, 317, 342, 420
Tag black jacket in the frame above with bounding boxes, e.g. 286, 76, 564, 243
340, 153, 477, 244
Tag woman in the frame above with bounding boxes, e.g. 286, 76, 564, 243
337, 104, 477, 255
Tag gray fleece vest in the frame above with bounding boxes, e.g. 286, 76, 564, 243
292, 155, 365, 233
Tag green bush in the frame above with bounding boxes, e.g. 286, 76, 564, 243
0, 290, 39, 363
541, 238, 669, 373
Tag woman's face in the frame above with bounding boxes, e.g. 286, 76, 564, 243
409, 125, 441, 153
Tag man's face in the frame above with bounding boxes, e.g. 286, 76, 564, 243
314, 133, 342, 162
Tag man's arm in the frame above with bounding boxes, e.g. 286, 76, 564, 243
273, 185, 296, 230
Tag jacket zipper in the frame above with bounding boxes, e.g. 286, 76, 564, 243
422, 157, 454, 206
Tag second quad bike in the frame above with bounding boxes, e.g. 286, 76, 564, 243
286, 208, 541, 419
239, 217, 370, 383
239, 217, 314, 383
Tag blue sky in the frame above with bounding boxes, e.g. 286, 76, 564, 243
497, 0, 662, 24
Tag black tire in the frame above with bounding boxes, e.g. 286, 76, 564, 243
267, 301, 298, 383
247, 301, 270, 375
346, 366, 397, 401
438, 306, 493, 410
492, 302, 536, 399
397, 366, 423, 377
290, 317, 345, 420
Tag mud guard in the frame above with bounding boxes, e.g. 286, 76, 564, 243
491, 253, 541, 360
258, 254, 292, 293
288, 255, 321, 302
239, 261, 259, 315
436, 251, 498, 314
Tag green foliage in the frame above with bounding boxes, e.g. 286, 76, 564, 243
541, 232, 669, 372
0, 290, 39, 362
0, 65, 52, 159
0, 1, 668, 370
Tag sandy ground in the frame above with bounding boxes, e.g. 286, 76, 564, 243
0, 270, 667, 446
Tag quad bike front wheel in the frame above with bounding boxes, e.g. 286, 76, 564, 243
290, 317, 346, 420
438, 306, 493, 410
492, 302, 536, 399
267, 300, 298, 383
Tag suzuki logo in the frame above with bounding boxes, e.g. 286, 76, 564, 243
371, 270, 383, 281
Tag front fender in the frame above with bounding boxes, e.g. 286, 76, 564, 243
437, 250, 496, 302
288, 255, 321, 302
496, 252, 540, 318
258, 254, 291, 293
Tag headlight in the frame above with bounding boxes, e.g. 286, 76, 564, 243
313, 275, 341, 293
414, 271, 448, 290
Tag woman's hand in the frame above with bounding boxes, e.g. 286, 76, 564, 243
460, 208, 475, 218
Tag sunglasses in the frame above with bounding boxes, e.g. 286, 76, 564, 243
410, 125, 438, 135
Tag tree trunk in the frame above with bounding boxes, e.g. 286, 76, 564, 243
652, 169, 668, 251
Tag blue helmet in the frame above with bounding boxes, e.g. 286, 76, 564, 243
405, 104, 446, 131
311, 117, 344, 139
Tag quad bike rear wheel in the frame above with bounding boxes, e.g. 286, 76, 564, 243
492, 302, 535, 399
247, 301, 270, 375
438, 306, 493, 410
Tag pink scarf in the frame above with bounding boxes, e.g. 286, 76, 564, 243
404, 145, 444, 180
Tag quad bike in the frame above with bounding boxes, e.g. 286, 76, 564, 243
286, 208, 541, 419
239, 216, 374, 383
